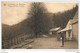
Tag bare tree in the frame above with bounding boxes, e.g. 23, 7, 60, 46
27, 2, 51, 38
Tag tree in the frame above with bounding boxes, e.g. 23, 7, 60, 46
52, 5, 78, 29
27, 2, 51, 38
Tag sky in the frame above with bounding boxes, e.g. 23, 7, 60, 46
2, 2, 78, 26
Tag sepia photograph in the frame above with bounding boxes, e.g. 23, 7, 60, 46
2, 2, 78, 49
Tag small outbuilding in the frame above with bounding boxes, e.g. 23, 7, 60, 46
49, 27, 60, 36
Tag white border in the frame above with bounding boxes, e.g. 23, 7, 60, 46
0, 0, 80, 53
0, 0, 79, 2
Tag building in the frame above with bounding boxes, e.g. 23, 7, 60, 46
49, 27, 60, 36
57, 11, 78, 41
71, 11, 78, 42
57, 20, 72, 41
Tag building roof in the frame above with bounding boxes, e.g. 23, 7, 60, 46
57, 28, 72, 33
70, 11, 78, 24
73, 11, 78, 19
70, 19, 78, 24
57, 11, 78, 33
57, 20, 72, 33
49, 27, 60, 31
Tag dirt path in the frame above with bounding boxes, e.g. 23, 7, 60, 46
32, 37, 78, 49
11, 37, 78, 49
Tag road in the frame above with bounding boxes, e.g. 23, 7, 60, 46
11, 37, 78, 49
32, 37, 78, 49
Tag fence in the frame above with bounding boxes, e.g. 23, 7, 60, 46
2, 34, 32, 49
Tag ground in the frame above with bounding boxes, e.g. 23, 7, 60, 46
32, 37, 78, 49
10, 37, 78, 49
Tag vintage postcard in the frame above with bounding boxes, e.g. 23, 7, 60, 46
2, 2, 78, 49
